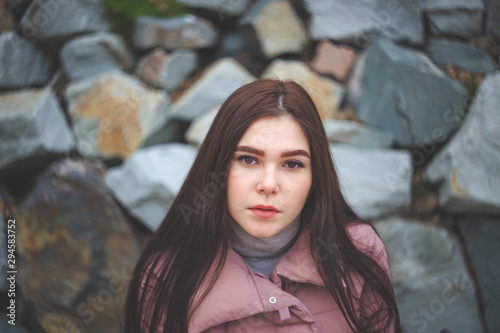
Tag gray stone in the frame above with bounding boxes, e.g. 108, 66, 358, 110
60, 32, 134, 81
0, 87, 75, 172
0, 195, 7, 293
105, 143, 198, 231
347, 37, 467, 148
419, 0, 484, 39
185, 105, 220, 145
134, 14, 218, 51
239, 0, 307, 58
217, 31, 246, 57
426, 38, 498, 73
19, 0, 109, 44
486, 0, 500, 43
324, 120, 394, 148
170, 57, 255, 121
0, 32, 55, 89
177, 0, 250, 15
423, 71, 500, 214
65, 70, 171, 160
15, 158, 140, 333
458, 218, 500, 333
136, 48, 198, 92
305, 0, 424, 46
330, 144, 411, 220
374, 217, 484, 333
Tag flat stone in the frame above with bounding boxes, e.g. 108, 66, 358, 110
15, 158, 140, 333
65, 70, 170, 159
0, 87, 75, 172
262, 59, 344, 120
310, 40, 357, 83
423, 71, 500, 214
374, 217, 484, 333
347, 37, 467, 148
331, 144, 411, 220
169, 57, 255, 121
486, 0, 500, 43
239, 0, 307, 58
426, 38, 498, 73
19, 0, 109, 44
105, 143, 198, 231
324, 119, 394, 148
0, 32, 55, 89
304, 0, 424, 46
419, 0, 484, 39
134, 14, 218, 51
458, 218, 500, 333
136, 48, 198, 92
60, 32, 134, 81
177, 0, 250, 15
184, 105, 220, 145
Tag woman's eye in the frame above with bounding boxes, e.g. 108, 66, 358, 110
284, 161, 303, 169
238, 156, 257, 165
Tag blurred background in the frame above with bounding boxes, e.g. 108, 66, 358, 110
0, 0, 499, 332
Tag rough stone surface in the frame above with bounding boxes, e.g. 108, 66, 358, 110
486, 0, 500, 43
15, 158, 140, 333
262, 59, 344, 120
0, 31, 55, 89
310, 40, 357, 83
324, 120, 394, 148
458, 218, 500, 333
177, 0, 250, 15
330, 144, 411, 220
134, 14, 218, 51
19, 0, 109, 44
304, 0, 424, 45
0, 193, 7, 292
0, 87, 75, 172
170, 57, 255, 121
423, 71, 500, 214
347, 37, 467, 148
419, 0, 484, 39
374, 217, 484, 333
65, 70, 170, 160
136, 48, 198, 92
239, 0, 307, 58
426, 38, 499, 73
105, 143, 198, 231
60, 32, 134, 81
185, 105, 220, 145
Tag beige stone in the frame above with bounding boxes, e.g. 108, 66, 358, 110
246, 0, 307, 58
66, 70, 170, 159
262, 59, 345, 120
311, 40, 357, 82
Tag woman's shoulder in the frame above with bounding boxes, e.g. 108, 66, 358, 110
346, 221, 386, 260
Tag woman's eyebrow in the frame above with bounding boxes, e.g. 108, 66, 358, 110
235, 146, 310, 158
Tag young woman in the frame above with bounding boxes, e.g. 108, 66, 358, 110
124, 79, 400, 332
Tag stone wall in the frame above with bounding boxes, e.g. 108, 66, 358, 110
0, 0, 499, 332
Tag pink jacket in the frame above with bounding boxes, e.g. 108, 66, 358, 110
142, 223, 394, 332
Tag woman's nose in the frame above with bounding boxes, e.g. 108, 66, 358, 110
256, 167, 279, 194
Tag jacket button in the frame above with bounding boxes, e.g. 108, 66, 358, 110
269, 296, 277, 304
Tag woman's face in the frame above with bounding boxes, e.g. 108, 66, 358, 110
227, 115, 313, 238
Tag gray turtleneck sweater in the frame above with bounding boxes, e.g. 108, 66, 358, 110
230, 216, 301, 279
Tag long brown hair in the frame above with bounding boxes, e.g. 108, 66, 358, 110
124, 79, 400, 332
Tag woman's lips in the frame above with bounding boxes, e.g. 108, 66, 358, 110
249, 205, 279, 218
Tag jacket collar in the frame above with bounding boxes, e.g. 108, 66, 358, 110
189, 228, 324, 332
